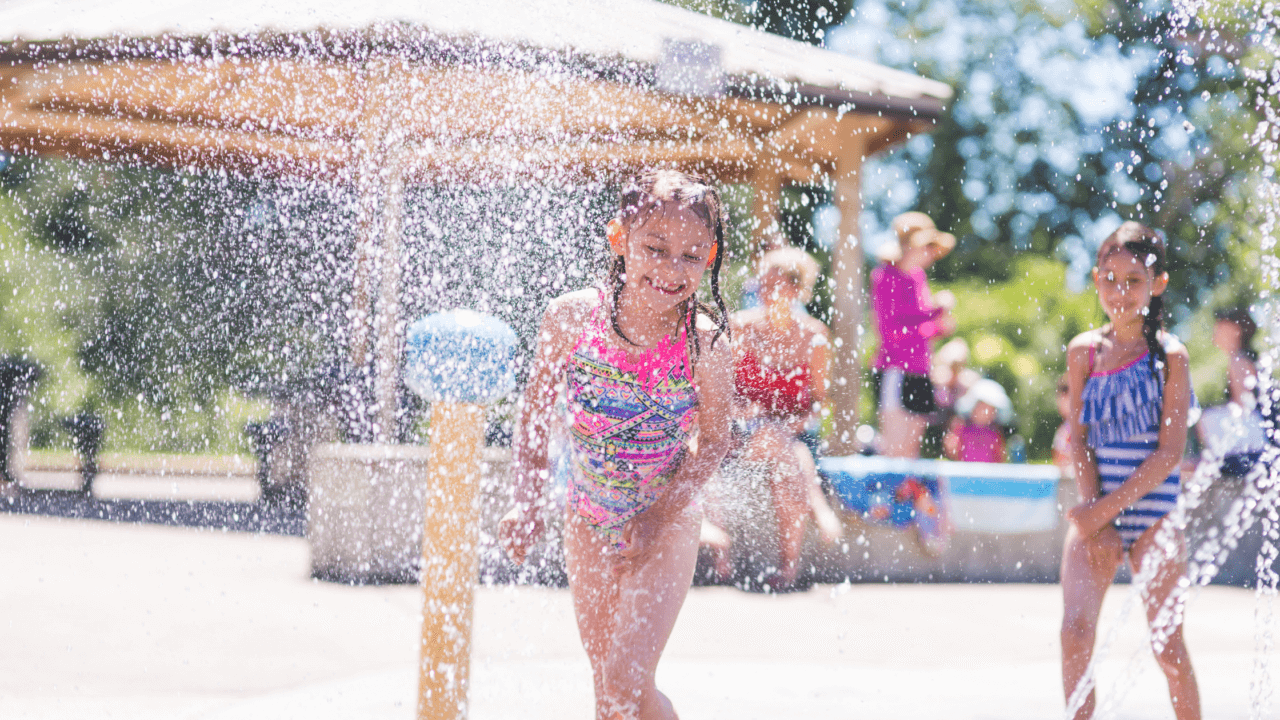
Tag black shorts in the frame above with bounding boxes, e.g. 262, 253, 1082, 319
873, 368, 936, 416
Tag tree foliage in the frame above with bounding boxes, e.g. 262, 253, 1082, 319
671, 0, 1273, 458
660, 0, 853, 44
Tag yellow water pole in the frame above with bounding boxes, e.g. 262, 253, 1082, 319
405, 309, 517, 720
418, 401, 485, 719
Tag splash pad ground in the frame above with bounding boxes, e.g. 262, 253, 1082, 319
0, 511, 1268, 720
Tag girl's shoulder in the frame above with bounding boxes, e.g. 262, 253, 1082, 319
729, 307, 766, 330
546, 288, 601, 320
537, 289, 600, 349
796, 313, 829, 340
870, 262, 902, 286
1066, 328, 1105, 367
1067, 327, 1106, 352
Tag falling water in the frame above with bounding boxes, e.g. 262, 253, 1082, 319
0, 1, 1277, 716
1064, 2, 1280, 717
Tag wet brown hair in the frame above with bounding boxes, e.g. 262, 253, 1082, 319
607, 169, 730, 362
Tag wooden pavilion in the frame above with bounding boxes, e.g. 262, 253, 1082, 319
0, 0, 952, 451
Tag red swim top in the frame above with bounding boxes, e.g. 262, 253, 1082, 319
734, 349, 813, 418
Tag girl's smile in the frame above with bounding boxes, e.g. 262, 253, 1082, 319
645, 276, 687, 295
621, 205, 715, 314
1093, 249, 1167, 327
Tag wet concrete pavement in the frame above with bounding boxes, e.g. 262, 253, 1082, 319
0, 503, 1273, 720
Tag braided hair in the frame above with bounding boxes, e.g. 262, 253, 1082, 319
606, 169, 730, 364
1096, 221, 1169, 380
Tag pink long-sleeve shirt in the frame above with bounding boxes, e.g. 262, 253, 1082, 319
871, 263, 945, 376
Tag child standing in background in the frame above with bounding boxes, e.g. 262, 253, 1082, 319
943, 378, 1011, 463
870, 211, 956, 458
1060, 221, 1200, 720
1197, 307, 1267, 476
500, 170, 734, 720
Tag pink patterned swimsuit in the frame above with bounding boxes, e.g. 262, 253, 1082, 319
564, 298, 699, 548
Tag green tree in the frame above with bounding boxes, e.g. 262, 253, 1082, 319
660, 0, 853, 45
829, 0, 1266, 314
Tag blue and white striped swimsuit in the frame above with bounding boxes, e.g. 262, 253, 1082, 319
1081, 345, 1192, 549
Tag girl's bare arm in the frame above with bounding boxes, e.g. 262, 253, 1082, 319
510, 296, 588, 511
1066, 336, 1101, 504
809, 324, 831, 405
795, 322, 830, 436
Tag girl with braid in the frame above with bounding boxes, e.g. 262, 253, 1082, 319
1059, 222, 1200, 720
500, 170, 734, 720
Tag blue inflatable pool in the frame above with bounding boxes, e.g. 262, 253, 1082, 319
818, 456, 1062, 534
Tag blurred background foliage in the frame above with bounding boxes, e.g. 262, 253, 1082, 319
0, 0, 1273, 459
675, 0, 1274, 459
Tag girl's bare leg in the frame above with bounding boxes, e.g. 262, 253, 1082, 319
792, 439, 843, 544
1060, 524, 1123, 720
1131, 517, 1201, 720
698, 474, 734, 581
878, 406, 926, 458
744, 425, 808, 586
564, 507, 701, 720
565, 513, 620, 719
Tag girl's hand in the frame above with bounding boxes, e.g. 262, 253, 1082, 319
498, 507, 545, 565
616, 513, 658, 567
937, 310, 957, 337
1068, 500, 1120, 546
1092, 524, 1124, 566
933, 289, 956, 312
1067, 503, 1096, 535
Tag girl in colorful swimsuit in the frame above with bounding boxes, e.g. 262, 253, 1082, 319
1060, 221, 1200, 720
499, 170, 734, 720
727, 247, 843, 589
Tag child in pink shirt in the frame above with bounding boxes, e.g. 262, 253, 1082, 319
870, 211, 956, 459
944, 379, 1011, 463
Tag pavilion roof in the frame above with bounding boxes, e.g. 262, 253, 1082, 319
0, 0, 951, 117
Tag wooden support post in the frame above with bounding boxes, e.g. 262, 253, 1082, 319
348, 59, 410, 442
750, 161, 783, 266
349, 62, 388, 371
827, 134, 867, 456
418, 401, 486, 720
373, 151, 407, 442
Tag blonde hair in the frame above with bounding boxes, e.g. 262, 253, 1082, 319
758, 247, 820, 304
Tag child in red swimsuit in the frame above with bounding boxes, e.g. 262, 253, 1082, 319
717, 247, 843, 590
